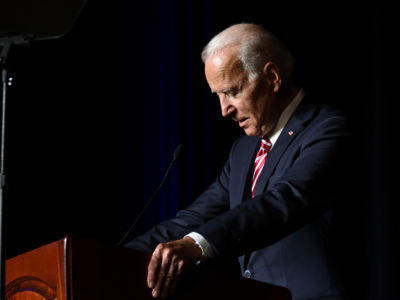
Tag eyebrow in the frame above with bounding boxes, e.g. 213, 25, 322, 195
211, 81, 244, 94
211, 87, 236, 94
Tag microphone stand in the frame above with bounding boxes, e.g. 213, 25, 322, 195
117, 144, 184, 246
0, 35, 31, 300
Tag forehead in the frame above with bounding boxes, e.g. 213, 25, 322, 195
204, 47, 246, 92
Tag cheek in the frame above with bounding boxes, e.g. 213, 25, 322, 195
238, 101, 253, 114
247, 84, 269, 117
248, 97, 267, 121
236, 95, 258, 114
253, 91, 273, 119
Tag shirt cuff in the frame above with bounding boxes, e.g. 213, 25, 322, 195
185, 232, 214, 259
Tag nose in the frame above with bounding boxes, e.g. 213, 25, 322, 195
219, 95, 235, 118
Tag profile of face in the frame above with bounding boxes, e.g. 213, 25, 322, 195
205, 46, 283, 138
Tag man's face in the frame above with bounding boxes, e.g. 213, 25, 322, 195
205, 47, 282, 138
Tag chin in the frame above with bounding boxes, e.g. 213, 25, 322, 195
243, 128, 259, 137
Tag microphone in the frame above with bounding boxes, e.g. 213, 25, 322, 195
117, 144, 184, 246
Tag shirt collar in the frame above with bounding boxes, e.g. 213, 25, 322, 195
268, 89, 305, 147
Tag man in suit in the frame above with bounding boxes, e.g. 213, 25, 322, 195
126, 23, 351, 300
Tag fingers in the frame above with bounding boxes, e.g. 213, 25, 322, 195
148, 243, 181, 299
152, 246, 173, 298
147, 245, 162, 290
159, 255, 177, 298
168, 259, 184, 296
147, 239, 202, 298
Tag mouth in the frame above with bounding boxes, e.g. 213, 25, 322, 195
238, 118, 249, 128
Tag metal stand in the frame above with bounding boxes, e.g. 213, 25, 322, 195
0, 35, 31, 300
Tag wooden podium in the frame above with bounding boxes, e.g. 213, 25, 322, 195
5, 235, 291, 300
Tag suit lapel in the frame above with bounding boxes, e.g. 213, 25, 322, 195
237, 138, 260, 203
254, 103, 318, 196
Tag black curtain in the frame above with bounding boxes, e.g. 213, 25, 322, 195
125, 1, 398, 299
4, 1, 124, 254
2, 0, 398, 299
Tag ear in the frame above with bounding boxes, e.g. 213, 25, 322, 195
262, 61, 282, 93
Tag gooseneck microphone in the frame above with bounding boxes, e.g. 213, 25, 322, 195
117, 144, 184, 246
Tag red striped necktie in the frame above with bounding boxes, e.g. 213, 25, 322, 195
251, 138, 272, 198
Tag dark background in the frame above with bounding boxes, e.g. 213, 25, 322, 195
1, 0, 398, 299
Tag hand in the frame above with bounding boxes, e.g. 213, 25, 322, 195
147, 237, 202, 298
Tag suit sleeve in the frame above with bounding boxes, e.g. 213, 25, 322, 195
123, 138, 245, 252
195, 114, 351, 256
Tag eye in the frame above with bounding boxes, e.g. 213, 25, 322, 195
226, 88, 240, 98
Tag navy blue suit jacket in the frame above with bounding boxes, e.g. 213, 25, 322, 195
126, 101, 351, 300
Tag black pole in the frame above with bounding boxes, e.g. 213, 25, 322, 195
0, 37, 26, 300
0, 42, 10, 300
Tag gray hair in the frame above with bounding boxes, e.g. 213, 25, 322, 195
201, 23, 294, 82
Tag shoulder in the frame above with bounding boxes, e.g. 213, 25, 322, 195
295, 102, 349, 131
311, 104, 349, 130
297, 104, 351, 152
297, 93, 348, 122
316, 104, 348, 120
286, 102, 351, 152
